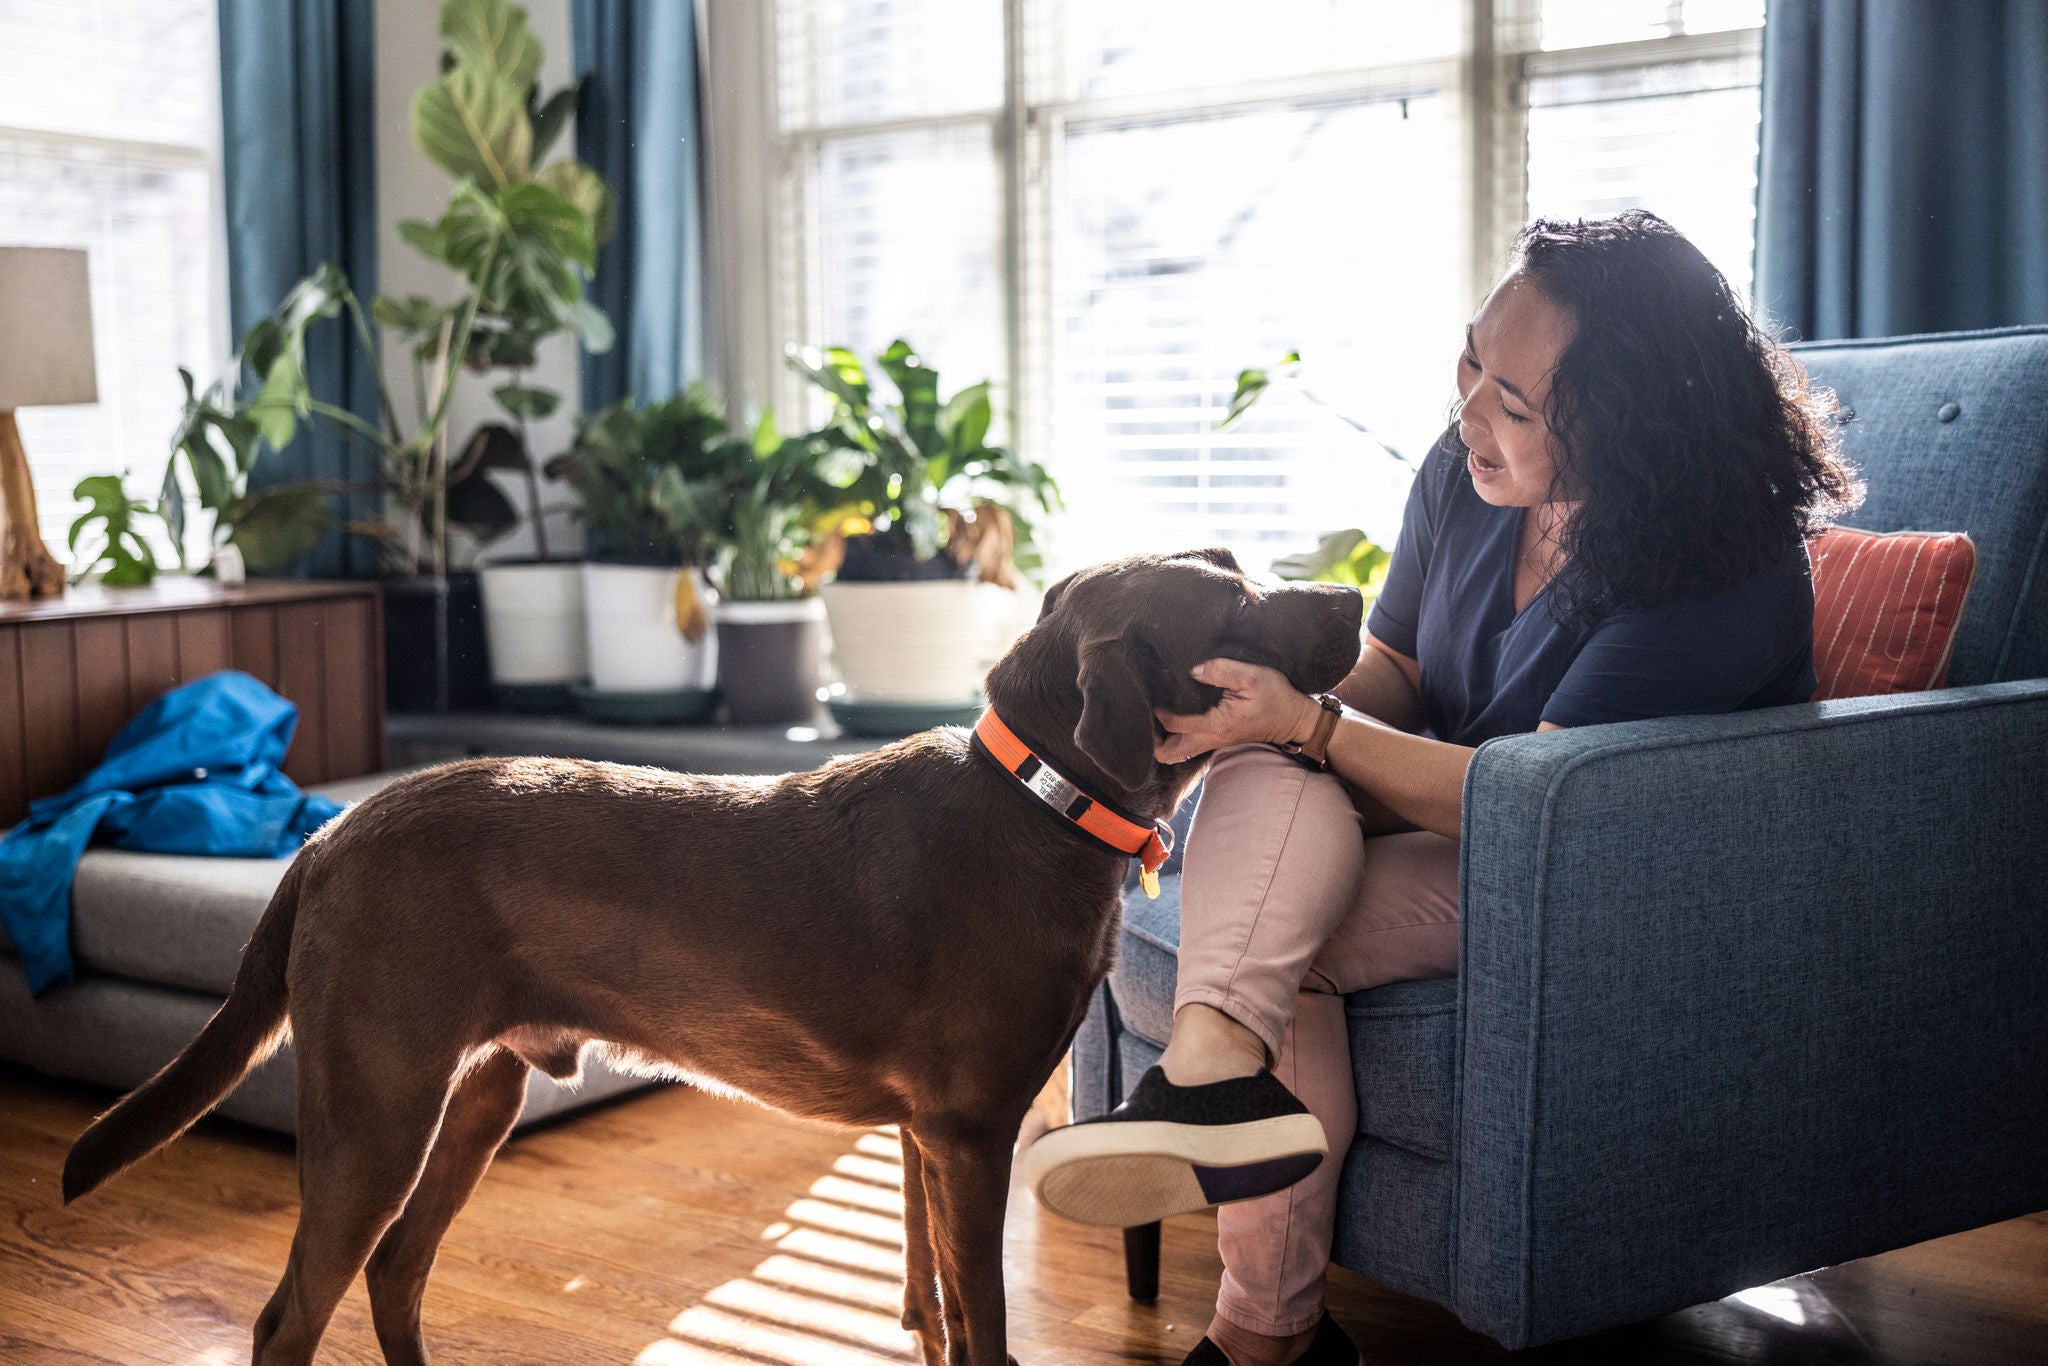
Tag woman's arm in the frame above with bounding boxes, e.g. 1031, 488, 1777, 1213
1155, 656, 1565, 842
1334, 632, 1425, 730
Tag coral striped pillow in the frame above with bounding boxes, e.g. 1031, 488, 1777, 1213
1809, 527, 1977, 699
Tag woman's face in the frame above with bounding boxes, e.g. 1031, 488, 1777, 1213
1456, 270, 1575, 509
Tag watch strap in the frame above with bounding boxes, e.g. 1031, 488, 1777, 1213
1282, 693, 1344, 771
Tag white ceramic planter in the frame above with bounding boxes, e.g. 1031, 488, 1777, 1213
583, 562, 718, 693
819, 580, 997, 703
477, 559, 588, 687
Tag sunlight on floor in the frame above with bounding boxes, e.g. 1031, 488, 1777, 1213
1727, 1283, 1808, 1326
634, 1126, 919, 1364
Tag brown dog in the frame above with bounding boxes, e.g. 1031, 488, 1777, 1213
62, 547, 1361, 1366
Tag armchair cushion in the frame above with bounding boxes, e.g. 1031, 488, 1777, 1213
1810, 526, 1976, 697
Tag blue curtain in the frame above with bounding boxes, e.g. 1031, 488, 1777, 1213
571, 0, 705, 410
218, 0, 381, 578
1754, 0, 2048, 341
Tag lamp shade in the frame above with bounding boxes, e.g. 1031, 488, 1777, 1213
0, 247, 98, 409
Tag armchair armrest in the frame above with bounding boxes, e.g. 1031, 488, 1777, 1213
1449, 681, 2048, 1348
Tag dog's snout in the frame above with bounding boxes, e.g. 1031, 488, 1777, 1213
1317, 582, 1365, 625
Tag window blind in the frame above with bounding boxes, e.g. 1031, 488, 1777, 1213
769, 0, 1767, 576
0, 0, 223, 569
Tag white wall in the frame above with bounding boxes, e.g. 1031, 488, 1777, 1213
374, 0, 584, 567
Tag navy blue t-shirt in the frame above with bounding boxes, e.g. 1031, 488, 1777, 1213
1363, 438, 1817, 745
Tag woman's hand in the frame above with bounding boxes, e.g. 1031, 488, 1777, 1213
1154, 658, 1321, 763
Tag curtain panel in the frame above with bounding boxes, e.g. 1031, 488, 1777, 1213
218, 0, 382, 578
1755, 0, 2048, 341
571, 0, 706, 410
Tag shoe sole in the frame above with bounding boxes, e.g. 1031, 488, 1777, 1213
1021, 1114, 1328, 1228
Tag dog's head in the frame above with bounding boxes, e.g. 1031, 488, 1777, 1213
986, 547, 1363, 805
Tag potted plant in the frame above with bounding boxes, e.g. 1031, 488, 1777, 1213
706, 416, 831, 726
374, 0, 613, 710
782, 340, 1057, 730
547, 388, 731, 722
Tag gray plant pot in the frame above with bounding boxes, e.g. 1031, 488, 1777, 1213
716, 598, 827, 726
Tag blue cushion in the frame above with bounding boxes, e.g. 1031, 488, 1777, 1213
1791, 325, 2048, 684
1333, 1138, 1453, 1307
1346, 978, 1458, 1160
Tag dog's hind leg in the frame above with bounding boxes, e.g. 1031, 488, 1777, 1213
365, 1048, 530, 1366
916, 1122, 1020, 1366
899, 1132, 950, 1366
252, 1049, 462, 1366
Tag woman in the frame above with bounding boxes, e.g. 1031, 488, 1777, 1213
1025, 211, 1861, 1366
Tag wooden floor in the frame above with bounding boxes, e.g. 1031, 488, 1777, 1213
3, 1067, 2044, 1365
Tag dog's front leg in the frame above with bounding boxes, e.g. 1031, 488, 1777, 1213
917, 1123, 1020, 1366
899, 1132, 950, 1366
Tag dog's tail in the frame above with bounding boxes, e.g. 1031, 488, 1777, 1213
62, 849, 308, 1203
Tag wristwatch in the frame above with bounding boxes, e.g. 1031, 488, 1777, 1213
1279, 693, 1345, 771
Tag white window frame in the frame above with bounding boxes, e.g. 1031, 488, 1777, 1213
707, 0, 1765, 525
0, 0, 232, 562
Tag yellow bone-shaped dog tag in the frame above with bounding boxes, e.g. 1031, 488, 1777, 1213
1139, 866, 1161, 899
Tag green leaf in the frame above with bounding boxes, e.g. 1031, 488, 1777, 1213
1269, 528, 1391, 592
492, 383, 561, 421
937, 380, 992, 458
229, 485, 332, 572
412, 66, 533, 189
751, 410, 780, 458
457, 423, 533, 472
568, 298, 614, 353
444, 465, 521, 543
397, 219, 449, 264
439, 0, 544, 89
535, 159, 615, 244
899, 496, 945, 562
248, 351, 306, 450
785, 344, 872, 416
529, 81, 580, 162
372, 293, 453, 335
1218, 350, 1301, 430
497, 180, 596, 270
877, 339, 941, 460
67, 474, 161, 586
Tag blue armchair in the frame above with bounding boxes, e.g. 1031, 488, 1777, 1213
1070, 325, 2048, 1348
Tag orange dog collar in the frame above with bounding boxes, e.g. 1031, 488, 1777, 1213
972, 708, 1175, 898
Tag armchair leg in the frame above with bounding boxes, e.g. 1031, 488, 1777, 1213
1123, 1221, 1161, 1303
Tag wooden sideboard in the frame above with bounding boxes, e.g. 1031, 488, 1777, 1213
0, 579, 386, 826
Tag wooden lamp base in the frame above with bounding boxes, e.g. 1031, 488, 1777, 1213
0, 409, 68, 600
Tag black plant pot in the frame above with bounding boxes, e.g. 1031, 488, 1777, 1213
836, 534, 978, 583
716, 601, 827, 726
382, 571, 494, 714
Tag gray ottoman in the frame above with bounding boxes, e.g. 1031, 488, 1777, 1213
0, 767, 651, 1133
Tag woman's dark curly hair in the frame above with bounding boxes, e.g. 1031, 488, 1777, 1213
1454, 210, 1861, 630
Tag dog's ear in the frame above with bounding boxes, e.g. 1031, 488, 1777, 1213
1187, 546, 1241, 572
1038, 572, 1076, 622
1075, 640, 1156, 793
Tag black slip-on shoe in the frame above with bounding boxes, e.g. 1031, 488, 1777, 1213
1180, 1312, 1360, 1365
1021, 1066, 1326, 1228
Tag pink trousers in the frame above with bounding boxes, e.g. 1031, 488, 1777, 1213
1173, 744, 1462, 1336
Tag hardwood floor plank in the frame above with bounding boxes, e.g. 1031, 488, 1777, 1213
4, 1066, 2044, 1365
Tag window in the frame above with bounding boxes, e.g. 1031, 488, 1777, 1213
763, 0, 1765, 573
0, 0, 225, 567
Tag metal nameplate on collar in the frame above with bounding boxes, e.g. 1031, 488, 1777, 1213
1023, 761, 1081, 812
